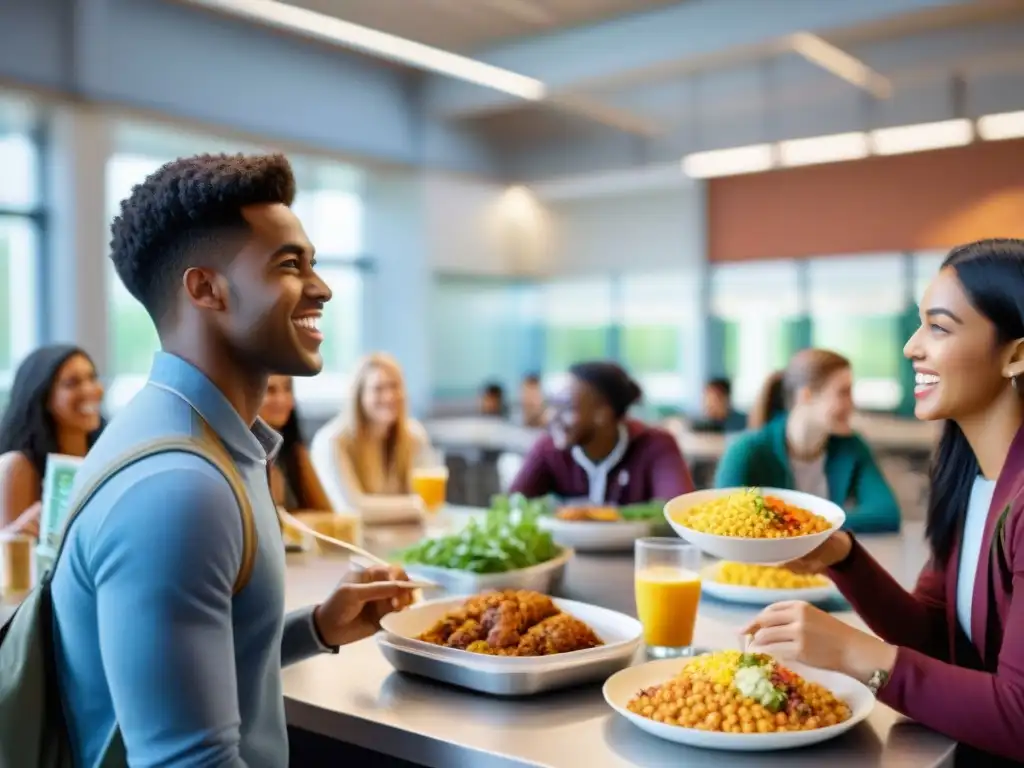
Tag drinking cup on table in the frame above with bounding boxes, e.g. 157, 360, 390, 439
411, 467, 449, 513
1, 533, 36, 599
634, 538, 702, 658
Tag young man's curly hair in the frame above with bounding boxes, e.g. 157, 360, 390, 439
109, 152, 297, 323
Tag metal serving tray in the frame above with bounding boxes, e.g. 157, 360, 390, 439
376, 633, 642, 696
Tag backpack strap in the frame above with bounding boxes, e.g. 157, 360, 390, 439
52, 429, 257, 594
57, 430, 258, 768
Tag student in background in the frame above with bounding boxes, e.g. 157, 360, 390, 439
714, 349, 900, 533
519, 372, 548, 428
511, 361, 694, 504
311, 353, 434, 521
691, 377, 747, 433
259, 375, 332, 512
480, 381, 507, 418
0, 345, 104, 537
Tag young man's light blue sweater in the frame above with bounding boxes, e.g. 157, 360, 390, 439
51, 353, 334, 767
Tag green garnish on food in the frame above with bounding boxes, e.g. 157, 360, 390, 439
617, 501, 667, 522
399, 494, 561, 573
733, 658, 788, 713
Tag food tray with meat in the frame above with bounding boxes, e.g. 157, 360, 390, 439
377, 634, 640, 696
377, 592, 642, 694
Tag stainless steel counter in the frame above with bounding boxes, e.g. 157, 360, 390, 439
282, 514, 956, 767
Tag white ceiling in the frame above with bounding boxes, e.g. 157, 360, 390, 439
286, 0, 679, 50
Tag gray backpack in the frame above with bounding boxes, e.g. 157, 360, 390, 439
0, 429, 256, 768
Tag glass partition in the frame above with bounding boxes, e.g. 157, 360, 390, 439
0, 92, 43, 394
711, 261, 803, 408
620, 271, 698, 406
808, 255, 906, 410
541, 277, 614, 373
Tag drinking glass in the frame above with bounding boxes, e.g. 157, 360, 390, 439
1, 533, 35, 599
634, 537, 702, 659
411, 467, 449, 513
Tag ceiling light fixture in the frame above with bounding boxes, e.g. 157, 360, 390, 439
778, 131, 870, 167
870, 119, 973, 156
187, 0, 547, 101
977, 110, 1024, 141
681, 144, 775, 179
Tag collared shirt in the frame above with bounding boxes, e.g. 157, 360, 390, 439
51, 352, 330, 768
510, 419, 695, 504
570, 423, 630, 505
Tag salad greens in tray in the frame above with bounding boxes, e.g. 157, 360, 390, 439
399, 494, 562, 574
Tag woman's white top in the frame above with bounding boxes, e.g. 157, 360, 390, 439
790, 453, 829, 499
957, 475, 997, 642
309, 416, 434, 524
569, 424, 629, 505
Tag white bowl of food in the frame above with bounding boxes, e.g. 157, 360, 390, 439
603, 652, 873, 751
700, 561, 840, 606
538, 501, 667, 552
402, 547, 573, 595
664, 487, 844, 564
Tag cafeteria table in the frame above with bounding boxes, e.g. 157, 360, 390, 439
282, 510, 956, 768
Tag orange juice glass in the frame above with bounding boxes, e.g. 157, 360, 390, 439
1, 533, 35, 598
411, 467, 449, 512
635, 538, 702, 658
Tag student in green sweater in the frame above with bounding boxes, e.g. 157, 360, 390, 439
714, 349, 901, 533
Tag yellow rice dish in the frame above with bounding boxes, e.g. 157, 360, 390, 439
714, 562, 830, 590
673, 488, 831, 539
627, 650, 851, 734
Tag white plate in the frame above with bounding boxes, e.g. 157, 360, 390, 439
403, 547, 573, 594
603, 657, 873, 752
699, 564, 840, 606
379, 594, 642, 670
538, 516, 657, 552
664, 488, 845, 564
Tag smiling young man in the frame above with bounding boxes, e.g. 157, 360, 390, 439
49, 153, 415, 767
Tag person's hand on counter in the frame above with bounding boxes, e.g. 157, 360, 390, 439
742, 600, 898, 686
312, 564, 417, 647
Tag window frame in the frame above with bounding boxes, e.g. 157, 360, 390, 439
0, 96, 46, 393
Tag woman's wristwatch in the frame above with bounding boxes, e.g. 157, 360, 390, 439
866, 668, 890, 696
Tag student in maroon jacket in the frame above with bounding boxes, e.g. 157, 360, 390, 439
743, 239, 1024, 765
509, 361, 694, 504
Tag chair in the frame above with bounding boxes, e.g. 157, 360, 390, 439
497, 452, 525, 493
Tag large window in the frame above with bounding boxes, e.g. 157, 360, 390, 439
0, 94, 43, 396
712, 262, 803, 408
914, 251, 947, 304
541, 277, 614, 374
104, 122, 365, 410
105, 153, 165, 389
431, 277, 539, 401
619, 271, 698, 405
808, 255, 906, 410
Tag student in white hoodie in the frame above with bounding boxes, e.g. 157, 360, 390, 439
311, 353, 435, 523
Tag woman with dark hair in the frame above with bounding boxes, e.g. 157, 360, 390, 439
743, 239, 1024, 765
0, 344, 104, 536
510, 361, 694, 503
259, 375, 332, 512
715, 349, 899, 533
